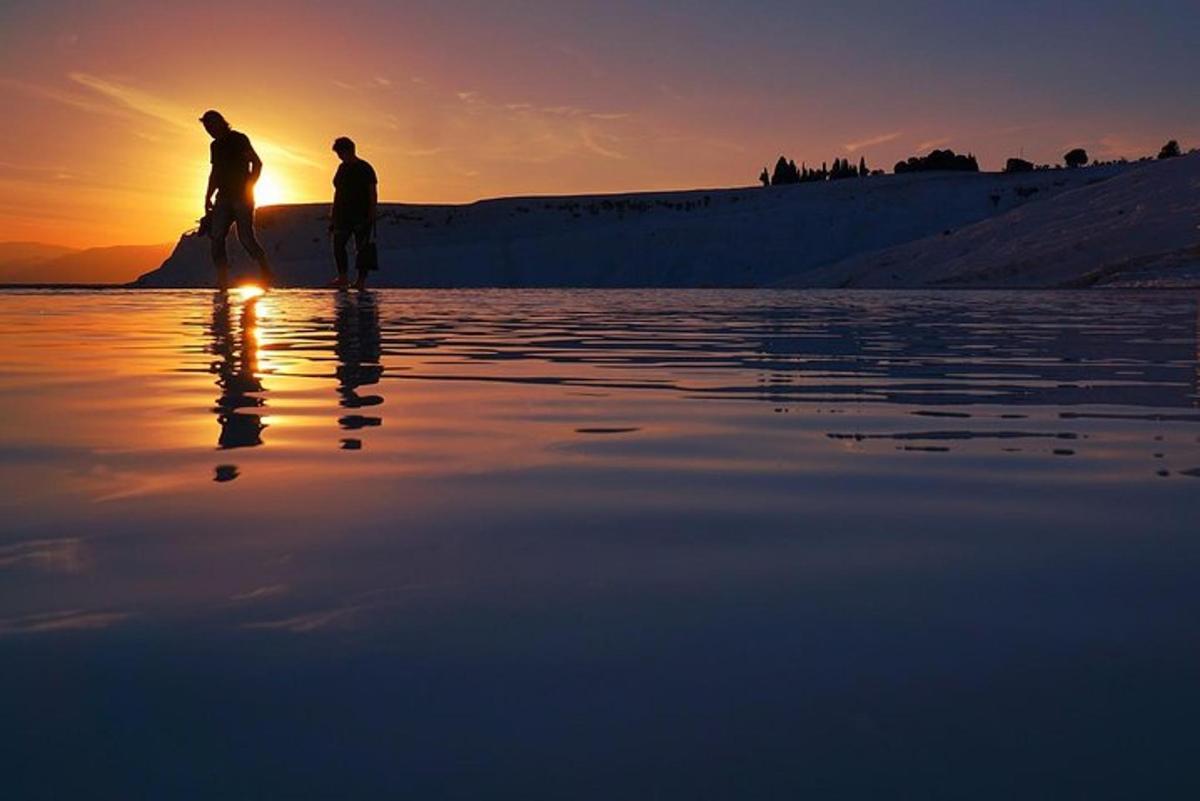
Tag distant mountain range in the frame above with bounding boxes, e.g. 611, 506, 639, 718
0, 242, 173, 284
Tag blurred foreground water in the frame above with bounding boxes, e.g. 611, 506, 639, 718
1, 288, 1198, 799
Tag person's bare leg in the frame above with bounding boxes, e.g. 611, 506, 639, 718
329, 228, 350, 288
353, 226, 370, 290
210, 236, 230, 289
235, 206, 273, 286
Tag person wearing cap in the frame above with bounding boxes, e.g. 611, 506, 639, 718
200, 110, 273, 288
328, 136, 378, 290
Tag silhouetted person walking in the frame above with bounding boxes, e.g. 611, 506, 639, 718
201, 110, 273, 288
328, 136, 378, 290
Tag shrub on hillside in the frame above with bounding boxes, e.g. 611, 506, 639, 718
1004, 158, 1034, 174
893, 149, 980, 174
1158, 140, 1182, 160
1064, 148, 1089, 168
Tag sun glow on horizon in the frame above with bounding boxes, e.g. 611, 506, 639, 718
252, 172, 290, 207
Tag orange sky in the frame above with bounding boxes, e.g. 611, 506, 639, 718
2, 1, 1197, 248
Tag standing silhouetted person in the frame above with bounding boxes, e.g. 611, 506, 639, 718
201, 110, 273, 288
328, 136, 378, 290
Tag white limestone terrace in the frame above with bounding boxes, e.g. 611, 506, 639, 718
135, 158, 1196, 288
788, 152, 1200, 289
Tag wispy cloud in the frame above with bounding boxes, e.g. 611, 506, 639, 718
0, 537, 87, 572
440, 87, 636, 163
58, 72, 323, 168
244, 606, 361, 632
231, 584, 289, 602
915, 137, 952, 152
0, 76, 133, 120
843, 131, 903, 153
68, 72, 192, 131
580, 127, 627, 160
0, 161, 76, 182
0, 609, 129, 635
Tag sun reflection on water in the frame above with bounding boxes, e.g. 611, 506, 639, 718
235, 285, 265, 301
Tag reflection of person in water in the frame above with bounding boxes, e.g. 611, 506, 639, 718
210, 291, 267, 458
334, 290, 383, 447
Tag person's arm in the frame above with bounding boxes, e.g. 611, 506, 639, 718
368, 183, 378, 224
246, 140, 263, 185
204, 140, 217, 212
205, 169, 217, 213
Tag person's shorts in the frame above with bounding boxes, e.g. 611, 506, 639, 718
210, 198, 256, 240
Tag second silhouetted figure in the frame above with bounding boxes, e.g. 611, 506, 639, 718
328, 136, 379, 290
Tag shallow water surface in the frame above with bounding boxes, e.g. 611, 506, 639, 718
2, 288, 1199, 798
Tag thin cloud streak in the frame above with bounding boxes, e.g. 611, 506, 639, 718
0, 77, 134, 121
916, 137, 952, 151
843, 131, 903, 153
66, 72, 323, 168
0, 609, 129, 635
580, 127, 627, 160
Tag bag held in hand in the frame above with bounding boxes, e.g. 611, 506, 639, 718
356, 222, 378, 272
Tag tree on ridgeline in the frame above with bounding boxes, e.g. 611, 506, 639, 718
894, 149, 980, 174
756, 152, 879, 185
1158, 140, 1182, 160
831, 158, 860, 180
1004, 157, 1034, 174
770, 156, 789, 185
1064, 148, 1089, 168
770, 156, 800, 185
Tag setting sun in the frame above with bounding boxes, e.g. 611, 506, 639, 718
253, 172, 289, 207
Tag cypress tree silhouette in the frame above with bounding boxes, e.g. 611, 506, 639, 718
769, 156, 800, 185
770, 156, 789, 185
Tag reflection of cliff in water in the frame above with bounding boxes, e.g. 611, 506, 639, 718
209, 292, 266, 450
334, 292, 383, 443
1194, 295, 1199, 408
369, 294, 1200, 411
740, 295, 1200, 409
